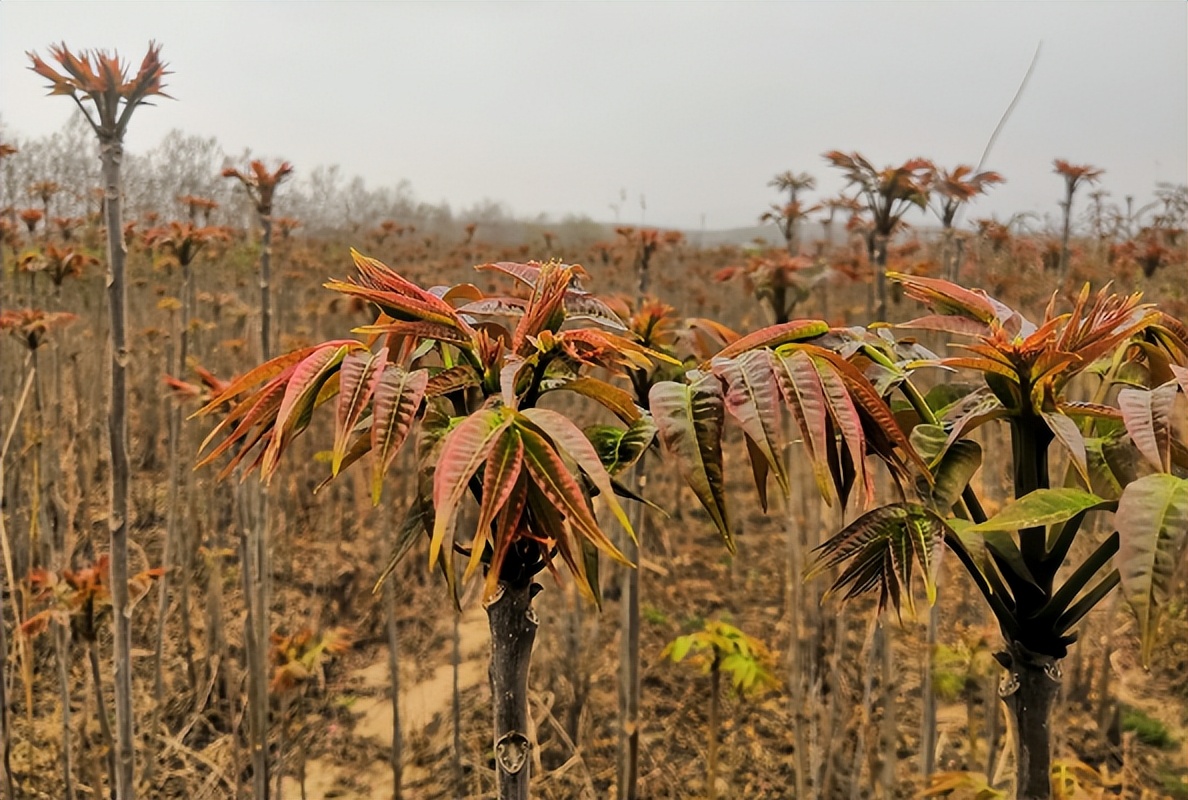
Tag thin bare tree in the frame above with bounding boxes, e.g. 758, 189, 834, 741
27, 41, 171, 800
1053, 159, 1103, 276
767, 171, 817, 254
222, 158, 293, 800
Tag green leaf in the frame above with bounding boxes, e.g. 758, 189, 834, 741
1116, 473, 1188, 667
929, 440, 982, 512
373, 493, 432, 594
910, 423, 949, 467
649, 373, 732, 551
663, 634, 694, 663
981, 529, 1040, 590
946, 518, 992, 581
581, 538, 602, 609
584, 416, 657, 476
1084, 436, 1125, 500
545, 376, 641, 423
970, 488, 1107, 533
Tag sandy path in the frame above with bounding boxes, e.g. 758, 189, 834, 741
281, 605, 491, 799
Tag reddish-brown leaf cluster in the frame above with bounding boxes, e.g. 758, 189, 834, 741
20, 556, 164, 640
222, 160, 295, 216
269, 627, 352, 694
0, 307, 77, 349
27, 41, 170, 137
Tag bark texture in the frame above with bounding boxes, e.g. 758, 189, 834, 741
617, 463, 645, 800
999, 643, 1061, 800
100, 138, 135, 800
486, 580, 539, 800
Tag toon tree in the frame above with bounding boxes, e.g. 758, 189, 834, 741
805, 275, 1188, 798
27, 41, 170, 800
197, 252, 669, 799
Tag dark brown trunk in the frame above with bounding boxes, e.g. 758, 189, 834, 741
486, 579, 539, 800
922, 603, 938, 779
998, 643, 1060, 800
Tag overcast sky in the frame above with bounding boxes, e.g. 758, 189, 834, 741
2, 2, 1185, 230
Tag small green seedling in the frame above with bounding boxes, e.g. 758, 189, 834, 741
661, 620, 777, 800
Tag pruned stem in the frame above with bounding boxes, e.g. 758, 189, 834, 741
486, 579, 539, 800
998, 643, 1060, 800
99, 136, 135, 800
707, 656, 721, 800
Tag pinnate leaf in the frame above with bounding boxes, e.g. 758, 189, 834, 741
649, 373, 731, 550
808, 503, 947, 616
370, 366, 429, 504
1116, 473, 1188, 667
969, 488, 1107, 533
333, 347, 388, 475
1118, 383, 1178, 474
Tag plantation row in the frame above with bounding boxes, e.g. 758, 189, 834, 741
1, 42, 1186, 800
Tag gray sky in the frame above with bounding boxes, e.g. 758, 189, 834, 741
2, 1, 1185, 230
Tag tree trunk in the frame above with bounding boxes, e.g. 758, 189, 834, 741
452, 611, 463, 794
878, 624, 896, 798
0, 568, 13, 800
88, 638, 119, 798
707, 659, 721, 800
56, 625, 77, 800
149, 257, 194, 778
99, 136, 136, 800
873, 234, 889, 322
486, 579, 539, 800
238, 492, 270, 800
259, 214, 274, 361
384, 577, 403, 800
617, 461, 645, 800
922, 603, 939, 780
1058, 188, 1073, 277
245, 206, 276, 800
998, 644, 1060, 800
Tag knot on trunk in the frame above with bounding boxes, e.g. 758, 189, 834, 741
495, 731, 530, 774
995, 640, 1062, 696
